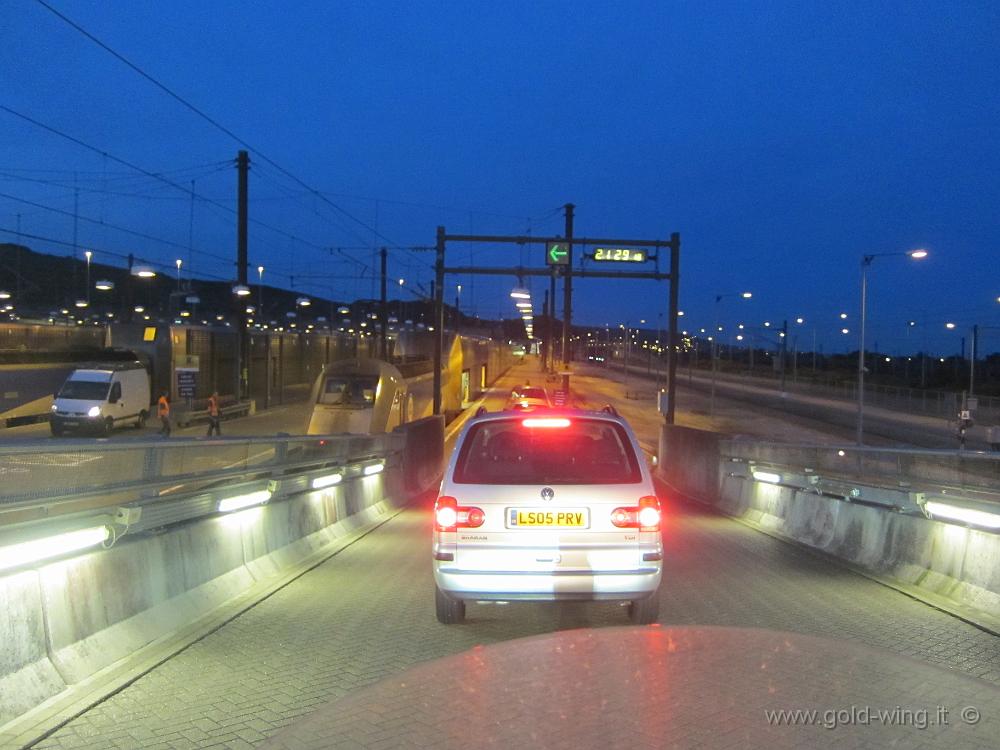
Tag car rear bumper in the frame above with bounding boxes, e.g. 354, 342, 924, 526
434, 567, 661, 601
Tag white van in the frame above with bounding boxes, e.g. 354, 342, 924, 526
50, 362, 151, 436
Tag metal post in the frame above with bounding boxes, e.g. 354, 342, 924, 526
710, 296, 720, 415
561, 203, 574, 368
125, 253, 134, 322
236, 150, 249, 400
72, 184, 79, 299
188, 179, 195, 274
542, 287, 550, 372
380, 246, 387, 360
665, 233, 680, 425
857, 256, 871, 445
433, 226, 445, 415
780, 319, 788, 393
549, 271, 556, 372
970, 324, 978, 398
623, 323, 630, 396
15, 213, 21, 300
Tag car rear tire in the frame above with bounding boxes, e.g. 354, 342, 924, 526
435, 587, 465, 624
628, 594, 660, 625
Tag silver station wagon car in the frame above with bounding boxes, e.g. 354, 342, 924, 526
433, 409, 662, 624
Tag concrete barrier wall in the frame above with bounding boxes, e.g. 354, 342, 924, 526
0, 457, 413, 731
657, 424, 1000, 629
396, 416, 445, 495
657, 424, 722, 501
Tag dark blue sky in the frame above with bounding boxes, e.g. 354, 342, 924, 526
2, 0, 999, 354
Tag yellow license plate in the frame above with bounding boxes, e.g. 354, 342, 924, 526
507, 508, 589, 528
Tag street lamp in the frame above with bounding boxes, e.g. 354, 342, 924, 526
711, 291, 752, 414
84, 250, 92, 304
257, 265, 264, 314
857, 248, 927, 445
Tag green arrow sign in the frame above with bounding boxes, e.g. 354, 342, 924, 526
546, 242, 569, 266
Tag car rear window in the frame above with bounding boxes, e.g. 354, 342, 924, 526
453, 418, 642, 485
517, 387, 547, 401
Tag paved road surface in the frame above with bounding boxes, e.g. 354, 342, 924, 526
33, 361, 999, 750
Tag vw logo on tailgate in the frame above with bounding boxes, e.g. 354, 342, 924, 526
540, 487, 555, 502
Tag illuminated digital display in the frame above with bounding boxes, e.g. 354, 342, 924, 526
593, 247, 648, 262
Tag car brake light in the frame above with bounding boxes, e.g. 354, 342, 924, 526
434, 496, 485, 531
522, 417, 570, 428
611, 496, 661, 531
638, 496, 661, 530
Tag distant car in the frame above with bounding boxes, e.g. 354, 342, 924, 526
432, 409, 662, 625
50, 362, 150, 436
505, 386, 551, 412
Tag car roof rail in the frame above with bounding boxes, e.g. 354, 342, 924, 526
601, 404, 619, 416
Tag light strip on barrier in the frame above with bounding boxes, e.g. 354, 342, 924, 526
218, 490, 271, 514
363, 463, 384, 476
0, 526, 110, 572
751, 470, 782, 484
924, 501, 1000, 530
312, 472, 343, 489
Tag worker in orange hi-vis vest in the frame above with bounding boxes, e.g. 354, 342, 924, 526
157, 391, 171, 437
206, 391, 222, 437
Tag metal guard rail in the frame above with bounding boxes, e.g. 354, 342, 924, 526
0, 433, 403, 549
721, 441, 1000, 530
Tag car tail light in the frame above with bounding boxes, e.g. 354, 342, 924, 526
611, 496, 661, 531
434, 496, 485, 531
638, 496, 661, 530
522, 417, 570, 428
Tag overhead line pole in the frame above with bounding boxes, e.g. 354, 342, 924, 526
549, 271, 557, 372
236, 150, 249, 401
433, 227, 445, 415
380, 247, 388, 360
666, 233, 680, 425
